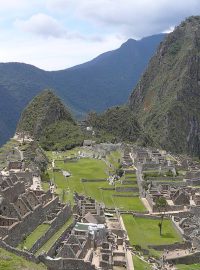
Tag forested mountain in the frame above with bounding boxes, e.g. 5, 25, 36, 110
17, 90, 83, 150
129, 16, 200, 156
0, 34, 164, 146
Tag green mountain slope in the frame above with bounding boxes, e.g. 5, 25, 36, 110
0, 34, 164, 146
16, 90, 83, 150
129, 16, 200, 155
86, 106, 151, 145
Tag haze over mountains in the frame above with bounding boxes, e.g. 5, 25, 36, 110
0, 34, 165, 146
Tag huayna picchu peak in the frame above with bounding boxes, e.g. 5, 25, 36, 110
16, 89, 75, 138
129, 16, 200, 156
16, 90, 83, 150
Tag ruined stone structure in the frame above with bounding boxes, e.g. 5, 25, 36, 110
39, 194, 131, 270
0, 172, 71, 247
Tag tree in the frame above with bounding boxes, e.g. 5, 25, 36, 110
116, 168, 124, 178
155, 197, 167, 236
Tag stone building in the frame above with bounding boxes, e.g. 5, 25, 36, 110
0, 173, 71, 247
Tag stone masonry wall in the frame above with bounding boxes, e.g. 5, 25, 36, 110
30, 204, 72, 254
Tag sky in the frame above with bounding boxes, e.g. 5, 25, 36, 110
0, 0, 200, 70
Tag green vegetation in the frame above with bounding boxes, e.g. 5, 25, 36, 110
86, 106, 151, 145
16, 90, 84, 151
133, 256, 151, 270
107, 150, 122, 173
0, 139, 19, 170
155, 197, 168, 236
17, 90, 74, 137
36, 217, 73, 255
40, 120, 84, 151
122, 215, 182, 256
169, 41, 182, 55
18, 224, 50, 250
0, 35, 164, 147
43, 150, 146, 211
129, 16, 200, 156
0, 248, 47, 270
176, 264, 200, 270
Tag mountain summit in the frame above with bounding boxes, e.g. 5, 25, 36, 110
16, 90, 74, 138
0, 34, 164, 146
129, 16, 200, 155
16, 90, 83, 150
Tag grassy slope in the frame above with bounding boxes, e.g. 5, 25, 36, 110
44, 154, 146, 211
133, 256, 151, 270
0, 248, 47, 270
36, 217, 73, 255
122, 215, 182, 249
18, 224, 50, 250
54, 159, 146, 211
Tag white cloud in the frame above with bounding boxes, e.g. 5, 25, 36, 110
0, 34, 124, 70
47, 0, 200, 37
15, 13, 67, 38
14, 13, 104, 41
1, 0, 200, 70
0, 0, 30, 10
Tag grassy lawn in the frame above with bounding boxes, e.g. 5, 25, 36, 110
43, 152, 147, 212
114, 197, 146, 211
36, 217, 73, 255
42, 155, 147, 211
0, 139, 20, 170
52, 158, 108, 202
176, 264, 200, 270
133, 256, 151, 270
122, 215, 183, 251
18, 224, 50, 250
0, 248, 47, 270
107, 150, 122, 171
56, 158, 107, 180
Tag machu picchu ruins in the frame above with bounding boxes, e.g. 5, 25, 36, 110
1, 133, 200, 270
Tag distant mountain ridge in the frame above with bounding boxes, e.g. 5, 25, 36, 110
0, 33, 165, 146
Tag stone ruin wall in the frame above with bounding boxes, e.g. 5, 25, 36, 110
30, 204, 72, 254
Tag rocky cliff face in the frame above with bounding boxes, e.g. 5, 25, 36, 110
129, 16, 200, 156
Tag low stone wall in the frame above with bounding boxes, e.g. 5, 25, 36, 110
30, 204, 72, 254
124, 170, 136, 174
171, 216, 185, 238
142, 164, 160, 171
81, 178, 106, 182
40, 256, 96, 270
120, 210, 149, 215
133, 213, 162, 219
148, 241, 191, 251
43, 196, 59, 214
115, 187, 139, 192
153, 181, 186, 187
112, 194, 138, 198
167, 251, 200, 265
148, 176, 183, 181
122, 180, 137, 185
0, 240, 38, 263
100, 187, 115, 191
